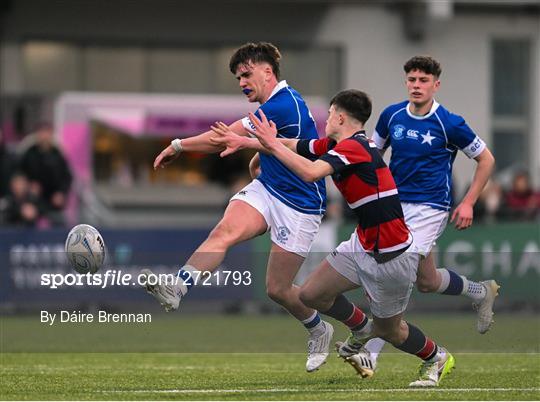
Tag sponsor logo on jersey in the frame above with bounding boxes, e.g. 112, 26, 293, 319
392, 124, 406, 140
406, 129, 419, 139
276, 226, 291, 244
237, 190, 248, 196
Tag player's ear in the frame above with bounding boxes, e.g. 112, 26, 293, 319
264, 65, 273, 81
434, 79, 441, 91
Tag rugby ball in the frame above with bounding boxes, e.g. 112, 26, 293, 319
65, 224, 105, 274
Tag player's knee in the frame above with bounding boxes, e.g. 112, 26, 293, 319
266, 285, 289, 305
299, 287, 332, 311
416, 277, 437, 293
298, 288, 316, 309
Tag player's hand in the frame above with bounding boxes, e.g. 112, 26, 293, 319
450, 202, 474, 230
153, 145, 180, 170
209, 122, 245, 157
246, 110, 278, 150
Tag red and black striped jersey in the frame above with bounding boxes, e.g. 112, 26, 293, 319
297, 131, 412, 259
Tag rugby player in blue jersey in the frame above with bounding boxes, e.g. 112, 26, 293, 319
341, 55, 498, 376
143, 42, 336, 371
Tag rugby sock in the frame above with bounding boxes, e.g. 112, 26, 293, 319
176, 265, 199, 295
436, 268, 464, 295
322, 294, 371, 336
462, 279, 487, 301
395, 323, 440, 361
436, 268, 486, 301
364, 337, 386, 360
302, 311, 326, 337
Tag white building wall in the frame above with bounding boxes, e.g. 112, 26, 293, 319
316, 4, 540, 191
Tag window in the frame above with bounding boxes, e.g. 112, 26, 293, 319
491, 39, 531, 171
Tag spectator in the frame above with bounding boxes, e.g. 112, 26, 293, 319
502, 171, 540, 220
0, 130, 18, 199
19, 123, 72, 225
1, 173, 43, 226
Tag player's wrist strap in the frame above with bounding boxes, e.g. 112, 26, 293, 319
171, 138, 183, 153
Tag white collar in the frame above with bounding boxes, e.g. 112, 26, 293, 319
265, 80, 288, 103
406, 99, 440, 120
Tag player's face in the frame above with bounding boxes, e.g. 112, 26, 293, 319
406, 69, 440, 106
235, 62, 273, 104
325, 105, 341, 139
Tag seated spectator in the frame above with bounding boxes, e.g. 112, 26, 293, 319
1, 173, 43, 227
19, 122, 72, 225
502, 171, 540, 220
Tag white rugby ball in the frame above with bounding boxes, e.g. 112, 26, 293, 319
65, 224, 105, 274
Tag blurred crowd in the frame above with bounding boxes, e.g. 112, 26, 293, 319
473, 171, 540, 223
340, 170, 540, 225
1, 122, 539, 229
0, 123, 72, 228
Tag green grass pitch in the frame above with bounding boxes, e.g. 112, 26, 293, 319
1, 313, 539, 400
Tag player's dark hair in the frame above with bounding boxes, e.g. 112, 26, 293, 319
229, 42, 281, 79
330, 89, 372, 125
403, 55, 442, 78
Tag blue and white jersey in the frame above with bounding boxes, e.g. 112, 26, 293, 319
372, 100, 486, 211
241, 80, 326, 215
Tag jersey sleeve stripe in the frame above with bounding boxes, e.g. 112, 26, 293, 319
347, 188, 398, 209
328, 149, 350, 165
309, 139, 316, 155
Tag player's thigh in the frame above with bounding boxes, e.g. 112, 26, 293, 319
367, 252, 420, 319
217, 199, 268, 244
301, 259, 360, 303
217, 180, 271, 244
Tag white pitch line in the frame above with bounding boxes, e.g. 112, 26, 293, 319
99, 387, 540, 394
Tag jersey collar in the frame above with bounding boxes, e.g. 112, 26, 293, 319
406, 99, 440, 120
266, 80, 288, 103
353, 130, 367, 138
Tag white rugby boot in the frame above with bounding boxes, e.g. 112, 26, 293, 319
409, 348, 455, 387
473, 280, 500, 334
306, 321, 334, 372
140, 268, 187, 312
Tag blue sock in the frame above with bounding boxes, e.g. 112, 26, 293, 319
176, 265, 198, 292
302, 311, 325, 335
436, 268, 464, 295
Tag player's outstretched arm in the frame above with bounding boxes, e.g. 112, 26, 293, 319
247, 110, 333, 182
153, 120, 247, 169
210, 120, 298, 157
451, 147, 495, 230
